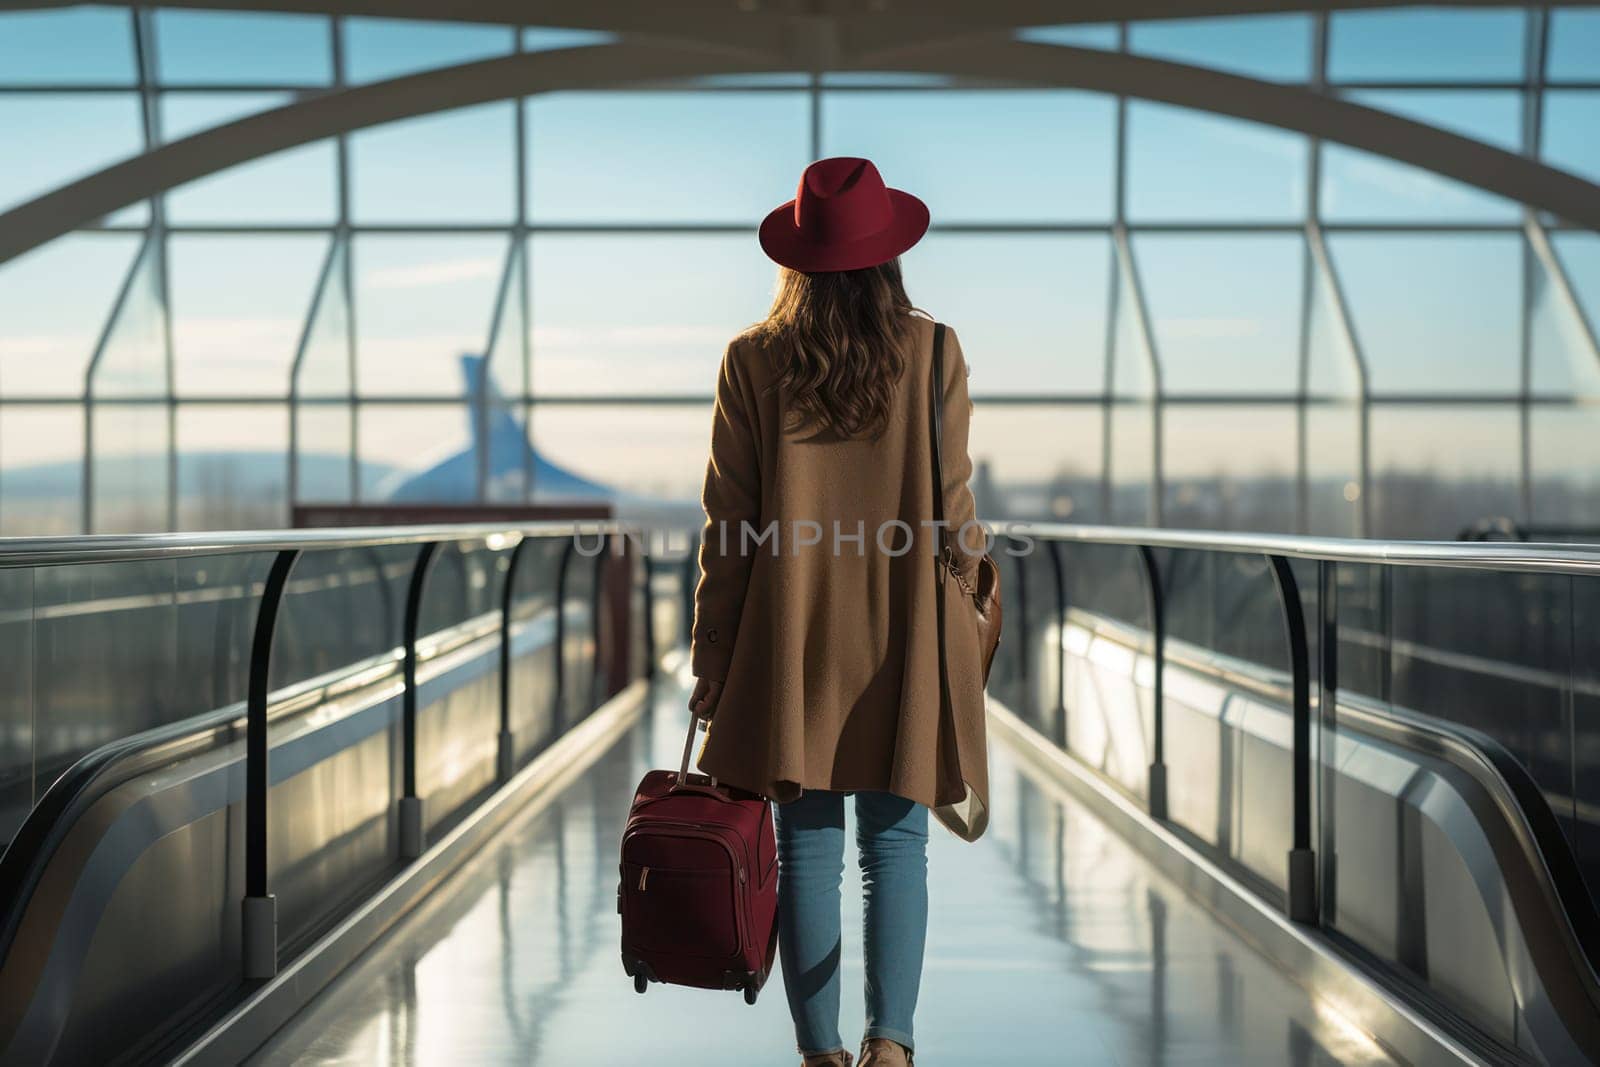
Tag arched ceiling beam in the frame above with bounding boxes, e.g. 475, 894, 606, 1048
0, 43, 778, 266
4, 39, 1600, 268
853, 39, 1600, 226
1, 0, 1586, 33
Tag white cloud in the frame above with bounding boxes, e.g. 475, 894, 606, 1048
530, 324, 733, 348
1323, 153, 1483, 210
0, 334, 74, 358
367, 257, 502, 290
1156, 316, 1264, 340
173, 316, 300, 354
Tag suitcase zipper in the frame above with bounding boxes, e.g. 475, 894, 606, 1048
625, 822, 750, 889
622, 823, 754, 954
638, 866, 649, 892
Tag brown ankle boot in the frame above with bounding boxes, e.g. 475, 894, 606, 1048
801, 1051, 853, 1067
859, 1038, 912, 1066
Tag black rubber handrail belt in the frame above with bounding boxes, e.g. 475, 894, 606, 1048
0, 520, 625, 569
1337, 699, 1600, 1046
0, 606, 517, 971
0, 523, 619, 963
1052, 604, 1600, 1054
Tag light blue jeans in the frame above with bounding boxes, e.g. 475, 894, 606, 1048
773, 789, 929, 1057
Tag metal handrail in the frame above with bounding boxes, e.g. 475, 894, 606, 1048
13, 521, 1599, 576
1047, 596, 1600, 1050
1026, 521, 1600, 1057
1020, 521, 1599, 933
1015, 522, 1600, 575
0, 519, 640, 998
0, 598, 544, 981
0, 521, 627, 568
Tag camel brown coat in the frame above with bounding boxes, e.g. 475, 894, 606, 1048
690, 315, 990, 834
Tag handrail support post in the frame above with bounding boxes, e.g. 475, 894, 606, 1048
399, 541, 439, 860
1010, 539, 1032, 719
1268, 553, 1318, 924
1317, 558, 1339, 923
591, 532, 612, 705
1046, 540, 1069, 748
552, 537, 577, 732
398, 796, 425, 860
640, 534, 657, 681
498, 535, 533, 784
496, 731, 516, 784
242, 548, 300, 981
1137, 546, 1168, 821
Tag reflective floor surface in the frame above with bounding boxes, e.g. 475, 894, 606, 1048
248, 676, 1397, 1066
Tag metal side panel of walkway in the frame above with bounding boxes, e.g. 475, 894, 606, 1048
245, 674, 1395, 1066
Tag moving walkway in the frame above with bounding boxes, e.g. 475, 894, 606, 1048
0, 523, 1595, 1064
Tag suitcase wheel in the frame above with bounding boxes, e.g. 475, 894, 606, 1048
634, 973, 648, 994
743, 983, 758, 1005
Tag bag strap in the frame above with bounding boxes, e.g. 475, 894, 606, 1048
929, 322, 948, 566
928, 325, 966, 807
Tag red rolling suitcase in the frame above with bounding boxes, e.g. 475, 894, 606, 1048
618, 716, 778, 1004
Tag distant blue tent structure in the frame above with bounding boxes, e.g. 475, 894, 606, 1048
377, 354, 613, 503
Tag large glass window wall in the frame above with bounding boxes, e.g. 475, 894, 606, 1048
1, 7, 1597, 538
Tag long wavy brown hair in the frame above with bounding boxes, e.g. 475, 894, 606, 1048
754, 258, 920, 439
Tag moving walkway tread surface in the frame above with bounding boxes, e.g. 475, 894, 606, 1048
247, 677, 1396, 1066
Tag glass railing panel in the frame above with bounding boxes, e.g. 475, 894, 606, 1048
270, 545, 411, 691
507, 535, 565, 762
1054, 541, 1148, 629
559, 540, 600, 726
1334, 562, 1388, 705
985, 537, 1028, 714
626, 546, 650, 683
32, 559, 178, 786
418, 539, 507, 636
0, 568, 33, 843
1048, 539, 1156, 802
1160, 548, 1300, 888
1162, 549, 1291, 673
415, 539, 514, 835
25, 552, 265, 791
1387, 566, 1577, 835
1575, 577, 1600, 915
172, 552, 275, 720
987, 526, 1600, 1059
989, 535, 1064, 730
645, 538, 692, 666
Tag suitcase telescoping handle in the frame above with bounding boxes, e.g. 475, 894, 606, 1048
677, 714, 719, 790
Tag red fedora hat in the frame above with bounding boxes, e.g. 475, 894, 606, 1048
759, 157, 929, 273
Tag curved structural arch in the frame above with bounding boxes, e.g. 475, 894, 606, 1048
856, 39, 1600, 230
0, 0, 1585, 31
4, 39, 1600, 267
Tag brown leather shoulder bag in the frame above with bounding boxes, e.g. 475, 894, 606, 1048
930, 322, 1002, 682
